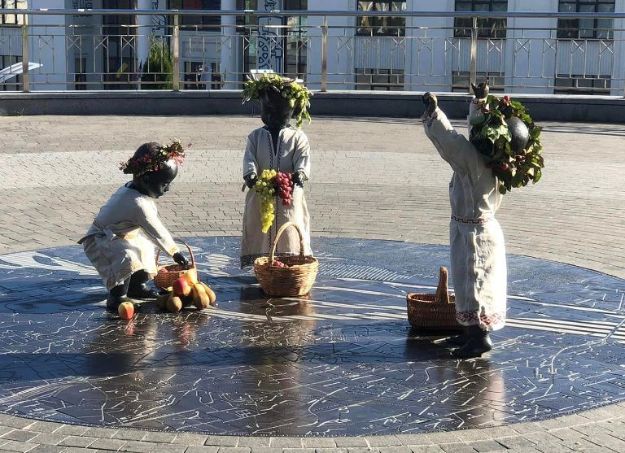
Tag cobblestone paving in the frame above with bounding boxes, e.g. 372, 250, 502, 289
1, 115, 624, 452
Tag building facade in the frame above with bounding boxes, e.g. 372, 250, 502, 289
0, 0, 623, 94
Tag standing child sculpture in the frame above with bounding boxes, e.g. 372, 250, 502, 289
421, 81, 544, 358
79, 142, 189, 310
240, 73, 313, 267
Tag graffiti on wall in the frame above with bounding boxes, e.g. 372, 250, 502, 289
258, 0, 284, 71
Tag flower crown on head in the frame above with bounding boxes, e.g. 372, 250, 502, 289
119, 140, 189, 176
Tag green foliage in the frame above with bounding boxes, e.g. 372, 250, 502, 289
141, 38, 173, 90
473, 95, 545, 194
242, 73, 313, 128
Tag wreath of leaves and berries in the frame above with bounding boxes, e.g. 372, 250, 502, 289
242, 73, 312, 128
470, 95, 544, 194
119, 140, 188, 176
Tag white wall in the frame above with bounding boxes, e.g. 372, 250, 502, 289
307, 0, 354, 90
29, 0, 67, 90
505, 0, 558, 94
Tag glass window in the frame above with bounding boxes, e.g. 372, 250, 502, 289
454, 1, 508, 39
355, 68, 404, 90
452, 71, 505, 92
554, 74, 611, 94
168, 0, 221, 28
356, 1, 407, 37
0, 0, 26, 25
557, 1, 614, 39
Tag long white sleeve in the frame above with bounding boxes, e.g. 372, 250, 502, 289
293, 131, 311, 178
134, 198, 179, 256
242, 135, 258, 177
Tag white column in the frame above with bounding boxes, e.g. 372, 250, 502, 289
136, 0, 157, 68
220, 0, 238, 88
405, 0, 455, 92
28, 0, 67, 90
611, 0, 625, 95
505, 0, 559, 94
307, 0, 352, 90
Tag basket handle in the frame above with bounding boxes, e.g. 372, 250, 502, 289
155, 240, 195, 269
434, 266, 451, 304
270, 221, 306, 262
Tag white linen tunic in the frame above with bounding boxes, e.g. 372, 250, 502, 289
78, 184, 179, 290
423, 107, 507, 331
241, 126, 311, 267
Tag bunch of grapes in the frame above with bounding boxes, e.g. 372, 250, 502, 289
254, 169, 277, 233
275, 171, 294, 207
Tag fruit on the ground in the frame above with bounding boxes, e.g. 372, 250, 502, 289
181, 294, 195, 307
118, 301, 135, 320
183, 268, 198, 285
200, 282, 217, 306
173, 277, 192, 297
166, 295, 183, 313
156, 292, 170, 310
192, 283, 210, 309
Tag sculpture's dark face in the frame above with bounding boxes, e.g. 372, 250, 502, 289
134, 160, 178, 198
260, 89, 293, 130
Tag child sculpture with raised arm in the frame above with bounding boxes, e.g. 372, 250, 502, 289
421, 85, 508, 358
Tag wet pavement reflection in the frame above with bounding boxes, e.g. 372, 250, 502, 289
0, 237, 624, 436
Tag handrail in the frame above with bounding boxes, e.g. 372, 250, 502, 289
1, 9, 625, 19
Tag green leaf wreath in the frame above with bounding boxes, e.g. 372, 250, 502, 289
242, 73, 312, 128
470, 95, 544, 194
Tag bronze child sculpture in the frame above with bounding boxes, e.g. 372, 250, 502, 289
79, 142, 189, 310
240, 73, 313, 267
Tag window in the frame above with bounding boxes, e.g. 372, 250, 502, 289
355, 68, 404, 90
557, 1, 614, 39
168, 0, 221, 28
236, 0, 258, 27
1, 0, 26, 26
454, 0, 508, 39
74, 57, 87, 90
554, 74, 611, 94
0, 55, 20, 90
451, 71, 504, 92
356, 1, 407, 37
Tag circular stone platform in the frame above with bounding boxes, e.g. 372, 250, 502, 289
0, 237, 624, 437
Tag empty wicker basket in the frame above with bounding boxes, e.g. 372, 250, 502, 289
254, 222, 319, 297
407, 266, 461, 332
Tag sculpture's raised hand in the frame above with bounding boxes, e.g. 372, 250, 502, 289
471, 80, 490, 99
422, 92, 438, 117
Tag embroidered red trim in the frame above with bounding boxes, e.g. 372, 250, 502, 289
456, 311, 505, 327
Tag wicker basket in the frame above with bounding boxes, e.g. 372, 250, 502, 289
253, 222, 319, 297
407, 267, 461, 332
154, 241, 197, 290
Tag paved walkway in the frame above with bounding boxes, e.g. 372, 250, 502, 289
1, 114, 625, 452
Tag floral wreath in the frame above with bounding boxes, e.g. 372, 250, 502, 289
242, 73, 312, 128
470, 95, 544, 194
119, 140, 188, 176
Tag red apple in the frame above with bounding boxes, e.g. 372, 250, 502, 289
173, 277, 192, 297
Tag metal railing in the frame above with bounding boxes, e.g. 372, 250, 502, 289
1, 8, 624, 95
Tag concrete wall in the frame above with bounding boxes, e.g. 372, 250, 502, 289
1, 90, 624, 123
